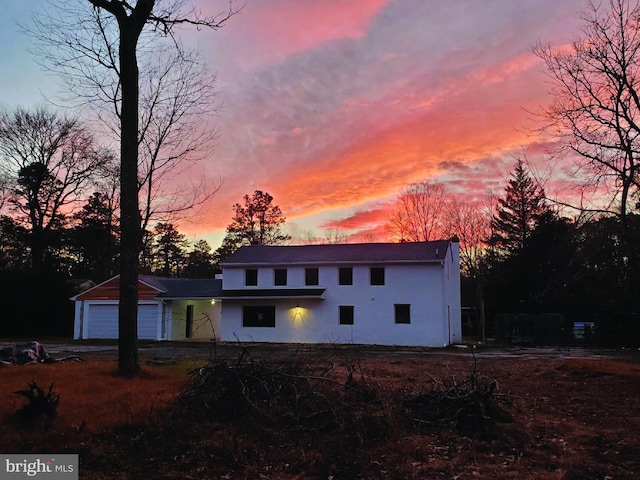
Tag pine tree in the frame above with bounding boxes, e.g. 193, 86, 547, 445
183, 239, 217, 278
151, 222, 188, 277
70, 192, 119, 280
215, 191, 290, 262
490, 159, 549, 253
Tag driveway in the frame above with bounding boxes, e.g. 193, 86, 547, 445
2, 339, 632, 362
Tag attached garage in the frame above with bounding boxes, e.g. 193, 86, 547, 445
86, 303, 159, 339
72, 275, 223, 341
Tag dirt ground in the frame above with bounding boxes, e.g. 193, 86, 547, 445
1, 343, 639, 479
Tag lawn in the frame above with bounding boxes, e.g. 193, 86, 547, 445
1, 347, 639, 479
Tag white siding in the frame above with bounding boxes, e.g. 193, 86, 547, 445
221, 262, 452, 347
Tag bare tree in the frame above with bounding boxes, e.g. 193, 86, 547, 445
442, 197, 492, 343
29, 0, 237, 376
387, 181, 449, 242
300, 227, 350, 245
533, 0, 640, 225
30, 1, 225, 229
0, 106, 107, 269
443, 198, 491, 277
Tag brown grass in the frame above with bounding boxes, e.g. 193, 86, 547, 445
0, 359, 187, 434
1, 350, 639, 479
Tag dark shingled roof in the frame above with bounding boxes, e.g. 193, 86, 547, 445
139, 276, 223, 299
220, 240, 452, 266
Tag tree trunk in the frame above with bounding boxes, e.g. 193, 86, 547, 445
30, 229, 44, 271
117, 22, 142, 377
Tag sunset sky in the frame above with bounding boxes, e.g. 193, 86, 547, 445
0, 0, 591, 248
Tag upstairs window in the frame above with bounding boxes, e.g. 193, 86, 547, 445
339, 305, 354, 325
338, 267, 353, 285
305, 267, 319, 286
370, 267, 385, 285
274, 268, 287, 286
245, 268, 258, 286
395, 304, 411, 324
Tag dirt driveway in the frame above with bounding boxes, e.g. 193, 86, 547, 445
12, 339, 632, 362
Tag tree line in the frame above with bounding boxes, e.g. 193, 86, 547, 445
387, 159, 640, 343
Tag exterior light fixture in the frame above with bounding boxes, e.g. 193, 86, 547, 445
211, 299, 216, 305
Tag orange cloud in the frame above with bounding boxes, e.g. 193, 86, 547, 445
269, 81, 547, 219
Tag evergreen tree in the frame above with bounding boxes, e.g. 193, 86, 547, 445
213, 233, 244, 265
490, 159, 549, 253
151, 222, 188, 277
215, 190, 290, 262
70, 192, 119, 280
0, 215, 29, 269
183, 239, 217, 278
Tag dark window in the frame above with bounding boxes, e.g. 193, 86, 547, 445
339, 305, 354, 325
274, 268, 287, 286
305, 267, 319, 286
185, 305, 194, 338
370, 267, 385, 285
245, 268, 258, 286
338, 267, 353, 285
242, 306, 276, 327
395, 304, 411, 324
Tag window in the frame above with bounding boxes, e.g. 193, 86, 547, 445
274, 268, 287, 286
338, 267, 353, 285
395, 304, 411, 324
370, 267, 385, 285
185, 304, 194, 338
242, 306, 276, 327
305, 267, 319, 286
339, 305, 354, 325
245, 268, 258, 286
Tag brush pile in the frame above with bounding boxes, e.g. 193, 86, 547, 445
402, 360, 514, 436
176, 349, 389, 440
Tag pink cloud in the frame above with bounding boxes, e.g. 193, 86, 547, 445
176, 1, 592, 243
320, 206, 392, 231
202, 0, 392, 71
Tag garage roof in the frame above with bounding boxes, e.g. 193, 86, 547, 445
72, 275, 223, 301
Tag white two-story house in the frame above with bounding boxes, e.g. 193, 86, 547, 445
218, 239, 461, 347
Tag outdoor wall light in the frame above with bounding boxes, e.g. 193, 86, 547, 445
211, 299, 216, 305
291, 304, 305, 323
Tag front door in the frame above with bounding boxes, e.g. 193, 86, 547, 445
185, 304, 194, 338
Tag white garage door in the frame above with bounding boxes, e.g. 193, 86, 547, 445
88, 304, 159, 339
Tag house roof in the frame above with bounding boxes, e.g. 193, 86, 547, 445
139, 276, 223, 299
220, 240, 452, 267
